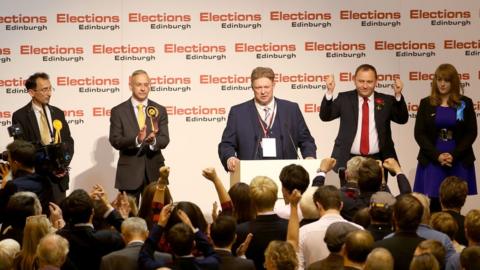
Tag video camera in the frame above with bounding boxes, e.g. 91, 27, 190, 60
5, 124, 72, 174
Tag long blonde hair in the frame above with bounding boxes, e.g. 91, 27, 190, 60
14, 215, 53, 270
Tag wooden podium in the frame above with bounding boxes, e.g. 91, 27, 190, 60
229, 159, 321, 199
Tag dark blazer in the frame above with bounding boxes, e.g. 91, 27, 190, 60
57, 224, 125, 270
215, 249, 255, 270
233, 214, 288, 270
218, 98, 317, 171
374, 231, 425, 270
320, 90, 408, 171
12, 102, 74, 192
109, 99, 169, 190
414, 96, 477, 166
100, 242, 172, 270
138, 224, 219, 270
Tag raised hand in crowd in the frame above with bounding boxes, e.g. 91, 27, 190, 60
202, 167, 231, 220
158, 166, 170, 184
157, 203, 173, 227
49, 202, 65, 230
287, 189, 302, 252
383, 158, 402, 175
211, 201, 219, 222
0, 163, 10, 189
317, 157, 337, 173
111, 191, 131, 219
236, 233, 253, 257
177, 209, 195, 231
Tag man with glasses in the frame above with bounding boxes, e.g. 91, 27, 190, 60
11, 72, 74, 204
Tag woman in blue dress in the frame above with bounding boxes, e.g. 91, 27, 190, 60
414, 63, 477, 212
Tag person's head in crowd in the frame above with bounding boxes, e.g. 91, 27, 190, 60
264, 240, 298, 270
121, 217, 149, 244
313, 185, 342, 216
430, 212, 458, 241
411, 192, 431, 224
15, 215, 53, 270
279, 164, 309, 204
129, 69, 151, 102
465, 209, 480, 245
6, 140, 36, 177
61, 189, 94, 225
228, 182, 255, 223
369, 191, 396, 224
430, 63, 463, 107
0, 239, 20, 270
364, 248, 394, 270
25, 72, 52, 106
324, 221, 361, 253
5, 191, 42, 234
249, 176, 278, 213
250, 67, 275, 106
166, 223, 195, 256
138, 182, 160, 229
300, 187, 320, 221
410, 253, 440, 270
166, 201, 207, 233
36, 234, 69, 269
439, 176, 468, 211
460, 246, 480, 270
345, 156, 366, 183
210, 215, 237, 249
352, 207, 371, 228
392, 194, 423, 232
357, 158, 383, 193
414, 239, 446, 269
0, 248, 13, 270
354, 64, 378, 98
91, 199, 110, 230
342, 230, 374, 267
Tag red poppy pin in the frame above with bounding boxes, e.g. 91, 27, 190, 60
375, 98, 384, 110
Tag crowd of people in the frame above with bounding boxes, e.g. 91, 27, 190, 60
0, 151, 479, 270
0, 61, 478, 270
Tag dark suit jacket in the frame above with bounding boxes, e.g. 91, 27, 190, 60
307, 253, 344, 270
218, 98, 317, 171
414, 96, 477, 166
320, 90, 408, 171
215, 249, 255, 270
374, 231, 425, 270
138, 224, 219, 270
58, 225, 125, 270
12, 102, 74, 192
100, 242, 172, 270
233, 214, 288, 270
109, 99, 169, 190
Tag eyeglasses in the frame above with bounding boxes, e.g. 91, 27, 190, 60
34, 87, 55, 93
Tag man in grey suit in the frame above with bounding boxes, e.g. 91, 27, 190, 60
100, 217, 172, 270
109, 70, 169, 200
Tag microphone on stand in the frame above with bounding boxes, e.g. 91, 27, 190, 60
253, 135, 261, 159
284, 123, 300, 159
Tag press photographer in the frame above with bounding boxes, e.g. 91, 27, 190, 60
0, 140, 52, 226
11, 72, 74, 204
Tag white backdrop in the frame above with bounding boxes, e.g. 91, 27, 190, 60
1, 0, 479, 214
